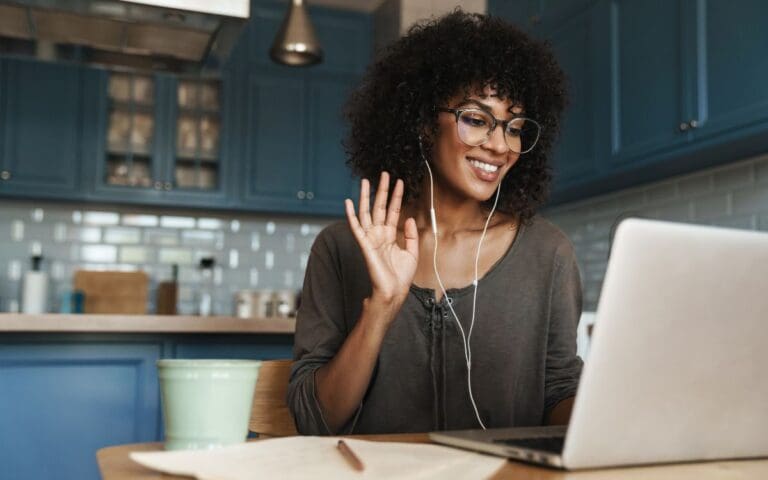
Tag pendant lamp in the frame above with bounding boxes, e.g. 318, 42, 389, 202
270, 0, 323, 66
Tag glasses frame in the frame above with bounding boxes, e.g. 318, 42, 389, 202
438, 107, 541, 154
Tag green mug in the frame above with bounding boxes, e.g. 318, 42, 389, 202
157, 359, 262, 450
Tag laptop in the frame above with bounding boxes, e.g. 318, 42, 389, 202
430, 219, 768, 469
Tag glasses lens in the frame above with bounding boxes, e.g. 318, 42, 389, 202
505, 117, 541, 154
456, 109, 493, 146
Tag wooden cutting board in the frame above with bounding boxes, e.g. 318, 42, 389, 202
74, 270, 149, 314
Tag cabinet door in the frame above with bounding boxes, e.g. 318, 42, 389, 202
542, 3, 609, 191
242, 72, 306, 211
607, 0, 693, 167
692, 0, 768, 140
305, 75, 358, 215
0, 341, 161, 480
0, 59, 81, 197
161, 75, 229, 208
89, 70, 166, 204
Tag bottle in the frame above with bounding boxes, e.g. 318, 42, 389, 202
22, 254, 48, 314
197, 257, 215, 316
156, 264, 178, 315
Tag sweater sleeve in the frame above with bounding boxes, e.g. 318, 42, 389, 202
286, 228, 355, 435
543, 245, 584, 417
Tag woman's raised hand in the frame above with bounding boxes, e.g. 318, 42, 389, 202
345, 172, 419, 306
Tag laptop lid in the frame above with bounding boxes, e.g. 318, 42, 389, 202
562, 219, 768, 469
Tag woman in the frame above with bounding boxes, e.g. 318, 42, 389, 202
287, 10, 583, 435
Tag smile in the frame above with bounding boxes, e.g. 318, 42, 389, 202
468, 159, 500, 173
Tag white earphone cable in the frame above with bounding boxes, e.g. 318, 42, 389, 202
422, 158, 500, 430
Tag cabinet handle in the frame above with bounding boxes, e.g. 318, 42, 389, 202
679, 122, 689, 132
0, 170, 10, 180
154, 181, 163, 190
164, 182, 173, 191
306, 191, 314, 200
689, 119, 699, 129
297, 190, 306, 199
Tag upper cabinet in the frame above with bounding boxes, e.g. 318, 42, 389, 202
689, 0, 768, 142
0, 4, 371, 215
491, 0, 768, 204
86, 70, 231, 208
238, 4, 369, 216
0, 58, 83, 198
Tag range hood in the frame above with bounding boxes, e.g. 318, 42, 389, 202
0, 0, 250, 73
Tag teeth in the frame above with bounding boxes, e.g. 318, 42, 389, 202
469, 159, 499, 173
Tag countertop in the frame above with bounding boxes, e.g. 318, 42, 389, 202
0, 313, 295, 334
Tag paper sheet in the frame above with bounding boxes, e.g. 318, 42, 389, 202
130, 436, 506, 480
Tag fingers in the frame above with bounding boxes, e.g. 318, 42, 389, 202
403, 217, 419, 260
385, 179, 404, 228
358, 178, 372, 231
371, 171, 390, 226
345, 199, 367, 245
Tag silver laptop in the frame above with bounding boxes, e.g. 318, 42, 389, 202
430, 219, 768, 469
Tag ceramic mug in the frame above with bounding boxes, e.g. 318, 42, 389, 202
157, 359, 261, 450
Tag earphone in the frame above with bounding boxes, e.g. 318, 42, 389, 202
419, 135, 502, 429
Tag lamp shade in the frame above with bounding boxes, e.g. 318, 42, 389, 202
270, 0, 323, 66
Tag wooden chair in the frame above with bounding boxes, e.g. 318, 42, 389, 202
249, 359, 298, 437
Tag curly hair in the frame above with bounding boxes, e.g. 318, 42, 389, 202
344, 9, 567, 223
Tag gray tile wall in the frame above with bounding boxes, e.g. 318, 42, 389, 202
3, 153, 766, 315
544, 153, 768, 311
0, 202, 333, 315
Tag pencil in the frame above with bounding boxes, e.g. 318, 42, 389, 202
337, 439, 365, 471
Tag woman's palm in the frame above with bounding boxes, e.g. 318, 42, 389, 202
345, 172, 419, 302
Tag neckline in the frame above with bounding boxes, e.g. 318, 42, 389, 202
409, 216, 529, 301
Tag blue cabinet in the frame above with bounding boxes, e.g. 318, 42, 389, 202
305, 74, 359, 213
0, 4, 371, 215
0, 58, 83, 198
607, 0, 695, 167
539, 3, 609, 192
0, 332, 294, 480
689, 0, 768, 142
238, 4, 370, 216
241, 69, 359, 216
84, 70, 232, 209
242, 70, 307, 212
490, 0, 768, 203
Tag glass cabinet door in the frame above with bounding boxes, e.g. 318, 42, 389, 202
105, 73, 156, 188
174, 79, 221, 191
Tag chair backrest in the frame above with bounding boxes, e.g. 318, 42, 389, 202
249, 359, 298, 436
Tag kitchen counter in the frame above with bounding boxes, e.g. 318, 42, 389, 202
0, 313, 295, 333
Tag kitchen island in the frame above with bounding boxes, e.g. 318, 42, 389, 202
0, 313, 295, 480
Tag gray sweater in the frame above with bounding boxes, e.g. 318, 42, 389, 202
287, 215, 583, 435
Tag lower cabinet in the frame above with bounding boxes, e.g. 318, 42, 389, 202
0, 333, 294, 480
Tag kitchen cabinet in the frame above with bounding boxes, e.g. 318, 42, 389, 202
687, 0, 768, 143
490, 0, 768, 204
0, 4, 371, 215
241, 69, 358, 216
538, 3, 609, 192
86, 70, 231, 208
0, 58, 83, 198
0, 332, 293, 480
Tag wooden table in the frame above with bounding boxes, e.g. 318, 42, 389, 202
98, 434, 768, 479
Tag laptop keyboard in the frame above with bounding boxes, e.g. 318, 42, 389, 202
494, 436, 565, 454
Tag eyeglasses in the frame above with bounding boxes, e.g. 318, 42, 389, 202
438, 107, 541, 154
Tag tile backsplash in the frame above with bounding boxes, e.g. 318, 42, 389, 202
0, 202, 333, 315
544, 153, 768, 311
2, 152, 767, 316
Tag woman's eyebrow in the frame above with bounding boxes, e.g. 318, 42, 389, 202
457, 98, 493, 111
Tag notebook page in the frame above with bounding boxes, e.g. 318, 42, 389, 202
130, 436, 506, 480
